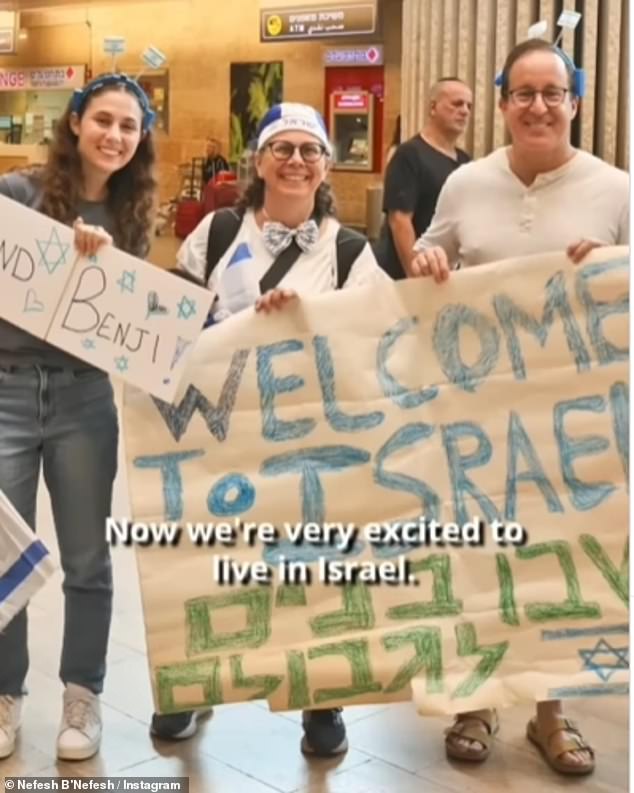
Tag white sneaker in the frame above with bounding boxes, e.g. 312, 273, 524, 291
0, 695, 21, 759
57, 684, 102, 761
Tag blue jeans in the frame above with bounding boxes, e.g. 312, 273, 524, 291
0, 365, 118, 695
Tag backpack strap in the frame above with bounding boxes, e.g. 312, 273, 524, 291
204, 206, 245, 282
259, 241, 303, 293
335, 226, 367, 289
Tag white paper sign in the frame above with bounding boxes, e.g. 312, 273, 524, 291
0, 194, 213, 401
0, 194, 75, 337
122, 247, 629, 716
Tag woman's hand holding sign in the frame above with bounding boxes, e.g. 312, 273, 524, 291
73, 217, 113, 258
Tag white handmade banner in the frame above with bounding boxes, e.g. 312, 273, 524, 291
0, 489, 55, 631
0, 194, 213, 400
122, 246, 629, 716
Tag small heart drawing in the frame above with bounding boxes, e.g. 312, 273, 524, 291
24, 288, 45, 313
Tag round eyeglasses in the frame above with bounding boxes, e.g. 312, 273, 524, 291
507, 87, 571, 108
266, 140, 327, 163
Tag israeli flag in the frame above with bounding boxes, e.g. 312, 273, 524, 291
0, 489, 55, 632
141, 46, 167, 70
103, 36, 126, 55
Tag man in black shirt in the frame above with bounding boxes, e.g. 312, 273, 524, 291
202, 137, 230, 184
375, 78, 473, 279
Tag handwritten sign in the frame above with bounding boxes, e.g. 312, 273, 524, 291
0, 194, 213, 400
123, 247, 629, 716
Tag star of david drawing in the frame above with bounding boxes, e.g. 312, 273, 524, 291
579, 639, 629, 683
177, 296, 196, 320
117, 270, 136, 294
36, 227, 71, 274
114, 356, 129, 373
82, 338, 96, 350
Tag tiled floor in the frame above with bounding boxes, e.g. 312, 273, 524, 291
1, 391, 629, 792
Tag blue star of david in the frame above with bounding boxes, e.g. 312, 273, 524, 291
82, 338, 96, 350
177, 296, 196, 320
114, 356, 129, 373
579, 639, 629, 682
36, 227, 71, 274
117, 270, 136, 294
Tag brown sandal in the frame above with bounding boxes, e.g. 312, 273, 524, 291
445, 709, 499, 762
526, 716, 595, 775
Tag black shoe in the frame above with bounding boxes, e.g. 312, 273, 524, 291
301, 708, 348, 756
150, 709, 210, 740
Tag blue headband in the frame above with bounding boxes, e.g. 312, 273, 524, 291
71, 73, 156, 132
495, 47, 585, 97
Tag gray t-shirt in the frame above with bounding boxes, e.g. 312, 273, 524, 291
0, 170, 115, 367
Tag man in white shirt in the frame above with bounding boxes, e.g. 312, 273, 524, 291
412, 46, 627, 279
411, 38, 628, 777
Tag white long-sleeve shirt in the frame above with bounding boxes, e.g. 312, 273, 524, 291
414, 147, 629, 268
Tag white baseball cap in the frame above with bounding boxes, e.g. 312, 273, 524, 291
256, 102, 332, 156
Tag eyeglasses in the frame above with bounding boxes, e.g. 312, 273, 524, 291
507, 87, 571, 108
266, 140, 327, 163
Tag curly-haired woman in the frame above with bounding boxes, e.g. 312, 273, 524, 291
0, 73, 157, 761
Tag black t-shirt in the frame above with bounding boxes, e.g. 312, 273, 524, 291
375, 135, 470, 279
202, 155, 230, 184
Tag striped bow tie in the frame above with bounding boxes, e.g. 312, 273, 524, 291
262, 219, 320, 257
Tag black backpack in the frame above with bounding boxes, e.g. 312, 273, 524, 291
204, 207, 367, 291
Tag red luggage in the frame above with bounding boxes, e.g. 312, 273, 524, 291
215, 170, 236, 184
174, 198, 204, 239
202, 178, 241, 214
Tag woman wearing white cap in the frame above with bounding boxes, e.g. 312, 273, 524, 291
153, 102, 389, 755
